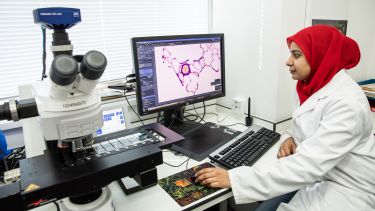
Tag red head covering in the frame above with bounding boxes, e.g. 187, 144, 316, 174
286, 25, 361, 105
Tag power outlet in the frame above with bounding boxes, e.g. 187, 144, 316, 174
231, 98, 245, 114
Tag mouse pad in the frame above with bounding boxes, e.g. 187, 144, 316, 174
158, 162, 220, 206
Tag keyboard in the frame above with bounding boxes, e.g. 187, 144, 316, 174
209, 125, 280, 169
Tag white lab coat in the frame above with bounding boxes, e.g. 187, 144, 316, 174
228, 70, 375, 211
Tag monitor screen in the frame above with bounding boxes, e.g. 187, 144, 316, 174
132, 34, 225, 116
96, 107, 126, 136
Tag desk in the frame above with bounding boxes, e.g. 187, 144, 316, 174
27, 105, 283, 211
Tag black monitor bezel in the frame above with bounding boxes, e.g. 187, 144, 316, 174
131, 33, 225, 116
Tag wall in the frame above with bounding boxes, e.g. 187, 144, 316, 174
369, 35, 375, 79
212, 0, 375, 124
276, 0, 307, 120
212, 0, 305, 123
307, 0, 375, 82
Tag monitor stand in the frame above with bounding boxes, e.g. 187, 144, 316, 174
164, 108, 241, 161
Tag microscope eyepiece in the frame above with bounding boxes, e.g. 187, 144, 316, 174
50, 55, 78, 86
80, 51, 107, 80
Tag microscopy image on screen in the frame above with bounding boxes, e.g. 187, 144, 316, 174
154, 43, 221, 103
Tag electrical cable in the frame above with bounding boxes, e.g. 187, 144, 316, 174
183, 112, 199, 121
11, 147, 25, 170
2, 158, 8, 171
53, 201, 61, 211
162, 149, 190, 167
123, 88, 145, 126
219, 122, 247, 127
121, 72, 145, 126
162, 149, 183, 156
192, 101, 206, 123
157, 112, 161, 123
174, 117, 199, 125
163, 157, 190, 168
0, 149, 8, 171
166, 109, 177, 128
185, 110, 245, 127
216, 112, 232, 124
41, 26, 47, 80
185, 111, 219, 122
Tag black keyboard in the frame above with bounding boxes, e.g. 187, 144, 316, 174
209, 125, 280, 169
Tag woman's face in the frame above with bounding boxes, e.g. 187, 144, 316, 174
286, 42, 311, 81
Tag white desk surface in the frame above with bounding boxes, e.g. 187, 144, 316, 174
29, 106, 283, 211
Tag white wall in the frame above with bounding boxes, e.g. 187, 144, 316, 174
212, 0, 375, 123
307, 0, 375, 81
212, 0, 304, 123
369, 35, 375, 79
276, 0, 307, 121
212, 0, 264, 119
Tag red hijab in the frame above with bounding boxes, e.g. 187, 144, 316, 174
286, 25, 361, 105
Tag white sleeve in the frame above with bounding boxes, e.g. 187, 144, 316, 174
228, 98, 366, 204
279, 128, 293, 142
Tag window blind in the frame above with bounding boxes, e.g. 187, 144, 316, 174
0, 0, 210, 99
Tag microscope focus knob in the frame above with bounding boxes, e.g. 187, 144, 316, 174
50, 55, 79, 86
80, 51, 107, 80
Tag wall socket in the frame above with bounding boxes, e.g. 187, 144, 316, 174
231, 98, 245, 114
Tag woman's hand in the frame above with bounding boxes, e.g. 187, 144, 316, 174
277, 137, 297, 159
195, 167, 231, 188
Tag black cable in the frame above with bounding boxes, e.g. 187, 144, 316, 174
11, 152, 24, 170
183, 113, 199, 121
163, 158, 190, 168
123, 91, 145, 126
41, 26, 47, 80
2, 158, 8, 171
166, 109, 177, 128
162, 149, 184, 156
219, 122, 247, 127
9, 155, 15, 169
0, 149, 8, 171
157, 112, 161, 123
121, 73, 145, 126
53, 201, 61, 211
192, 102, 206, 123
174, 117, 199, 125
20, 151, 26, 159
185, 157, 190, 170
185, 110, 244, 127
162, 149, 190, 167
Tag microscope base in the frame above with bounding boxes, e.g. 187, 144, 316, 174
59, 186, 114, 211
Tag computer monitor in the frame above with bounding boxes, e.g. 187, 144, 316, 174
131, 34, 225, 129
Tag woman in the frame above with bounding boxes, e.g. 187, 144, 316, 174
195, 25, 375, 210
